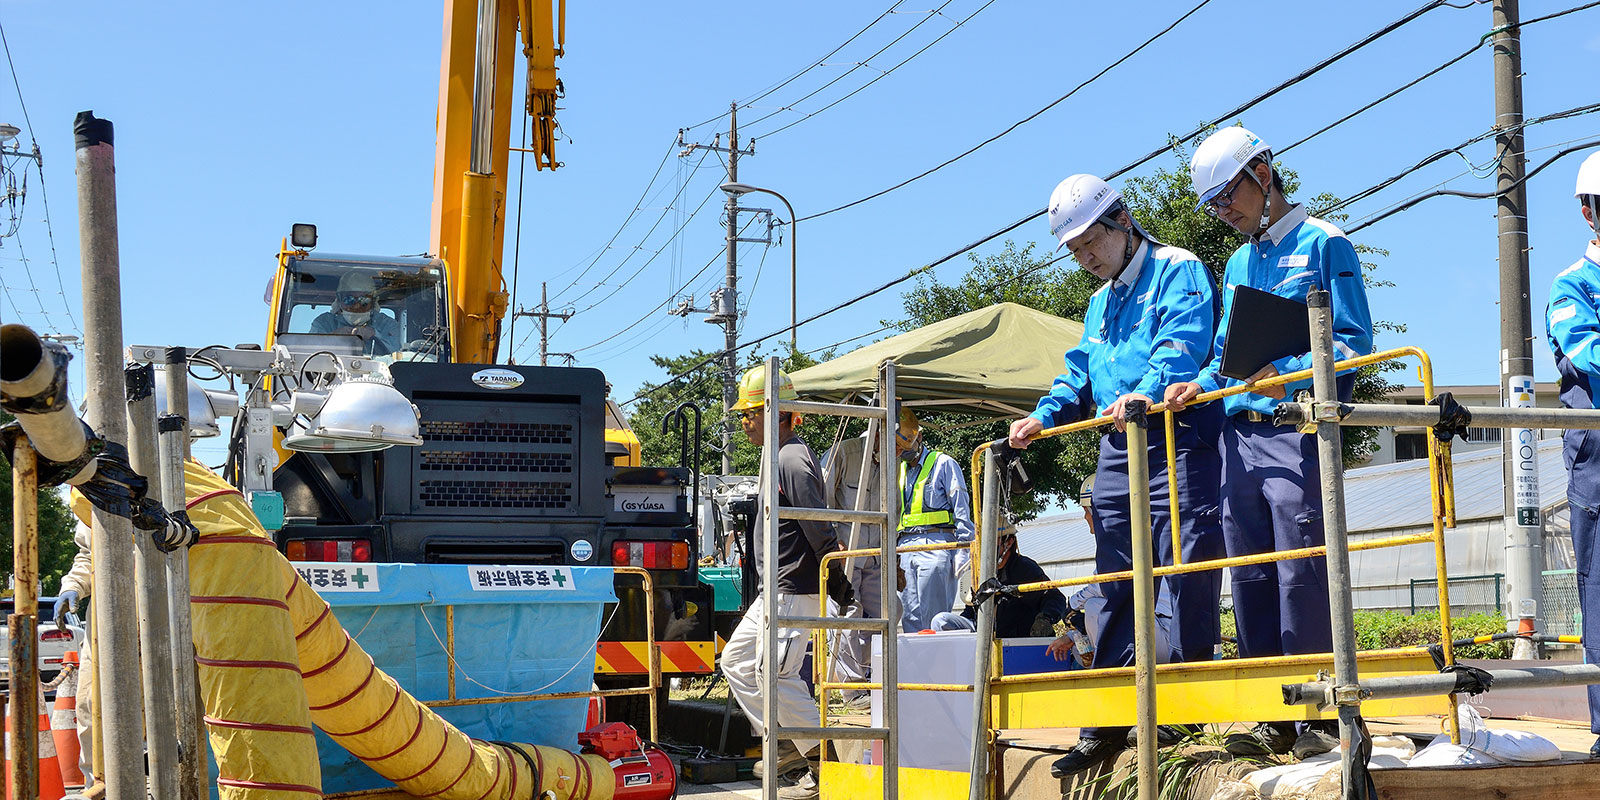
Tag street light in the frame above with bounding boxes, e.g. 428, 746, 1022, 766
720, 182, 798, 349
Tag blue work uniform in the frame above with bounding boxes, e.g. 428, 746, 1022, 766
1193, 204, 1373, 662
1029, 239, 1226, 743
1545, 240, 1600, 736
898, 445, 974, 633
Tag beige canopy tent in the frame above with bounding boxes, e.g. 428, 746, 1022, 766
789, 302, 1084, 419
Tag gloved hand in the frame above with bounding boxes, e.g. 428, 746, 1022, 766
54, 591, 79, 632
827, 568, 856, 609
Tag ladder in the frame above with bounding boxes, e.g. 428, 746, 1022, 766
757, 356, 901, 799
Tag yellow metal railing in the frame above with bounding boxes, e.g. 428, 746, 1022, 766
968, 346, 1464, 741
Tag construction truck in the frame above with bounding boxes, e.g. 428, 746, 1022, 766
239, 0, 715, 716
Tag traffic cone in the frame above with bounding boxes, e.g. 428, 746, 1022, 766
51, 653, 84, 788
5, 689, 68, 800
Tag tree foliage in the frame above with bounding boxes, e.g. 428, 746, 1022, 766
628, 347, 844, 478
0, 410, 81, 595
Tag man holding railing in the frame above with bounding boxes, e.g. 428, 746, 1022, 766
1166, 125, 1373, 760
1543, 150, 1600, 758
1008, 173, 1226, 776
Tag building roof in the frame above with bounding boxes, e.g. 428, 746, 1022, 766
1016, 438, 1570, 568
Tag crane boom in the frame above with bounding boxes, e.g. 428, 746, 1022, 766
430, 0, 565, 364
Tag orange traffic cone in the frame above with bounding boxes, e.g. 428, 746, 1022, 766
5, 689, 67, 800
51, 653, 84, 788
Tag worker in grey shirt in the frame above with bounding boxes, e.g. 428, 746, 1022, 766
720, 364, 840, 799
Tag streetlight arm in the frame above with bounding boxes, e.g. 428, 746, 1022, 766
719, 183, 798, 350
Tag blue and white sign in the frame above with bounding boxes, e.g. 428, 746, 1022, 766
295, 562, 381, 592
571, 539, 594, 561
467, 565, 575, 591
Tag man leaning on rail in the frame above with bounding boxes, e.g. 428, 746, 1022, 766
1543, 150, 1600, 759
1165, 125, 1373, 760
1008, 173, 1226, 776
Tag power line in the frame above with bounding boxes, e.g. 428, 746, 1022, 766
544, 139, 680, 302
562, 177, 725, 311
1347, 139, 1600, 234
798, 0, 1468, 224
678, 2, 906, 133
739, 0, 959, 133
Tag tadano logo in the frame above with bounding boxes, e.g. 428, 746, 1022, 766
470, 368, 525, 390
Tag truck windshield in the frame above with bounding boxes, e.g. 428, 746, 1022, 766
278, 258, 450, 361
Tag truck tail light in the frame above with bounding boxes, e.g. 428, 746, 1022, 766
286, 539, 373, 562
40, 629, 74, 642
610, 540, 689, 571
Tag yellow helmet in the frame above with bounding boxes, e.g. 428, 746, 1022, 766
730, 364, 797, 412
895, 406, 921, 449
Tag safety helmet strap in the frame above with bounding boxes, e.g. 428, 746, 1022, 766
1587, 195, 1600, 236
1096, 202, 1140, 275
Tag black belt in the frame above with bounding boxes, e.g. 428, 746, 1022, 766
1234, 410, 1272, 423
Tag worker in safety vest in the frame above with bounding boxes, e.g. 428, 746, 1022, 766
895, 407, 975, 633
1543, 150, 1600, 757
1008, 173, 1225, 776
719, 364, 840, 799
1166, 126, 1372, 760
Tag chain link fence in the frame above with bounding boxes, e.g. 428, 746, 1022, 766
1542, 569, 1582, 639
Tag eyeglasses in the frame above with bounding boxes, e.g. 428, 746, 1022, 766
338, 292, 376, 312
737, 409, 762, 422
1201, 173, 1249, 217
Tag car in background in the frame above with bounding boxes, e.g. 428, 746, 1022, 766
0, 596, 87, 691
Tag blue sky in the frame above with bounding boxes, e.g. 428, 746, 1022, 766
3, 1, 1600, 466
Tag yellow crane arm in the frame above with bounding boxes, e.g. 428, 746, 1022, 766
430, 0, 565, 365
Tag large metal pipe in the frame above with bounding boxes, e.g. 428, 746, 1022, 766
967, 449, 1000, 800
759, 358, 781, 800
1126, 401, 1157, 800
1283, 663, 1600, 706
1307, 290, 1363, 800
75, 109, 147, 798
0, 324, 93, 473
878, 360, 900, 799
126, 364, 181, 799
160, 348, 206, 800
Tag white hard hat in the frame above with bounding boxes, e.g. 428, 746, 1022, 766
1190, 126, 1272, 210
1575, 151, 1600, 198
1047, 174, 1123, 251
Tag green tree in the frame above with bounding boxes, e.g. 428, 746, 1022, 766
629, 346, 843, 477
0, 410, 81, 596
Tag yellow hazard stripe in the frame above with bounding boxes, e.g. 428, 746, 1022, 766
594, 641, 716, 675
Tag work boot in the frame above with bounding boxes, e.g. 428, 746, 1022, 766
1589, 736, 1600, 759
1291, 723, 1339, 760
774, 764, 820, 800
1224, 722, 1296, 757
1126, 724, 1200, 748
752, 739, 806, 780
1049, 736, 1126, 778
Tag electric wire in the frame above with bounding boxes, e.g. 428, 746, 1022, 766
506, 115, 530, 362
544, 138, 679, 301
0, 20, 79, 337
738, 0, 958, 133
563, 176, 725, 311
1347, 139, 1600, 234
796, 0, 1469, 223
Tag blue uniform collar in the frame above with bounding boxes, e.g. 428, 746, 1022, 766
1111, 238, 1152, 290
1253, 203, 1308, 249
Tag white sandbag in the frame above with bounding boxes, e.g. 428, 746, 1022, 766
1455, 703, 1561, 762
1408, 740, 1501, 768
1244, 736, 1414, 799
1207, 779, 1260, 800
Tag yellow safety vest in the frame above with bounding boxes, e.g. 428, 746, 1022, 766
898, 450, 954, 531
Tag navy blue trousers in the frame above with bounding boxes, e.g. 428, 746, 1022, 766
1566, 493, 1600, 734
1220, 417, 1333, 662
1082, 405, 1225, 741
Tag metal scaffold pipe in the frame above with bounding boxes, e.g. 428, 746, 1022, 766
74, 109, 147, 798
1126, 401, 1158, 800
1275, 402, 1600, 431
127, 364, 181, 799
967, 448, 1000, 800
1307, 289, 1364, 800
9, 435, 40, 800
1283, 663, 1600, 706
160, 347, 206, 800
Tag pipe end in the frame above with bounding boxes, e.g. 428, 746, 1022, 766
73, 112, 112, 149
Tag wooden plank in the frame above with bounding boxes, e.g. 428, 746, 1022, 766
1371, 759, 1600, 800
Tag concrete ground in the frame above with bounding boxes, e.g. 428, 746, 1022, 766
678, 779, 763, 798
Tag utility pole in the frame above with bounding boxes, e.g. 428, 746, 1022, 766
515, 282, 573, 366
1493, 0, 1543, 659
679, 103, 756, 474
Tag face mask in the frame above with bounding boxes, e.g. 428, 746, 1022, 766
342, 310, 372, 326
